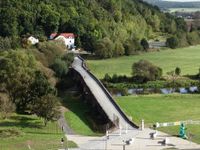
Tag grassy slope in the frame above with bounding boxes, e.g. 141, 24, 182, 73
0, 114, 77, 150
87, 45, 200, 78
60, 92, 102, 136
116, 94, 200, 143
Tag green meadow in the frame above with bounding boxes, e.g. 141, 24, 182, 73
0, 114, 77, 150
87, 45, 200, 78
116, 94, 200, 143
61, 91, 103, 136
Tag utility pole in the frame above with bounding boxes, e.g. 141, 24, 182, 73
122, 140, 126, 150
105, 124, 109, 150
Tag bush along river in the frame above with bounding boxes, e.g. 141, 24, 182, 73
112, 86, 198, 97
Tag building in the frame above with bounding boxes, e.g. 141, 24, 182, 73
27, 36, 39, 45
50, 33, 75, 50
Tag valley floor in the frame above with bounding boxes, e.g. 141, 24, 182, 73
116, 94, 200, 144
88, 45, 200, 78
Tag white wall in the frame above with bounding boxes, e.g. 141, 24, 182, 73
55, 36, 75, 49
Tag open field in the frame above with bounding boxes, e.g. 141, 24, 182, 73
116, 94, 200, 143
0, 114, 77, 150
87, 45, 200, 78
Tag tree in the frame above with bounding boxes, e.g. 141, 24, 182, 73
95, 37, 114, 58
51, 58, 68, 77
0, 8, 18, 37
140, 38, 149, 51
39, 3, 60, 35
166, 36, 179, 49
0, 37, 12, 51
113, 41, 125, 57
0, 50, 37, 112
124, 38, 142, 56
0, 50, 55, 113
132, 60, 162, 83
36, 41, 65, 66
0, 92, 15, 119
175, 67, 181, 76
33, 94, 61, 126
104, 73, 112, 82
167, 71, 177, 89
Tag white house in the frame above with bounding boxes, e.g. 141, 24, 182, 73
27, 36, 39, 45
50, 33, 75, 50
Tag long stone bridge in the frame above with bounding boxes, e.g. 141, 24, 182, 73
71, 56, 138, 130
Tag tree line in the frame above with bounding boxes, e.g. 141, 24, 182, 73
0, 0, 194, 58
0, 41, 74, 125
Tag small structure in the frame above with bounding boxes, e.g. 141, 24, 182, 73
150, 131, 157, 139
50, 33, 75, 50
179, 123, 187, 139
27, 36, 39, 45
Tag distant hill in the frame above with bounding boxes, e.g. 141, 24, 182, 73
0, 0, 191, 54
143, 0, 200, 9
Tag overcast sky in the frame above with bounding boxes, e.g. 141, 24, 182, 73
163, 0, 200, 1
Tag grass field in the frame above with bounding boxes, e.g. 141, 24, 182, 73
116, 94, 200, 143
0, 114, 77, 150
87, 45, 200, 78
61, 91, 102, 136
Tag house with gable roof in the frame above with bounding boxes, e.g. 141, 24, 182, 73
50, 33, 75, 50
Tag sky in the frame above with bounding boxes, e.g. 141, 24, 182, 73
163, 0, 200, 1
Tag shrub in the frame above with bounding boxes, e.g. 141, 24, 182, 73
111, 74, 119, 83
51, 58, 68, 77
166, 36, 179, 49
113, 41, 125, 57
187, 32, 200, 45
36, 41, 65, 66
132, 59, 162, 83
95, 37, 114, 58
0, 92, 15, 119
140, 38, 149, 51
104, 73, 112, 82
175, 67, 181, 76
0, 37, 12, 51
124, 38, 142, 55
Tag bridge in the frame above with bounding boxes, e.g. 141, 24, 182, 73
72, 56, 138, 130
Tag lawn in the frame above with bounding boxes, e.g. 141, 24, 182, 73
116, 94, 200, 143
60, 91, 103, 136
0, 114, 77, 150
87, 45, 200, 78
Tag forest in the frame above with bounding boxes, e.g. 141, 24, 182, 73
0, 0, 194, 57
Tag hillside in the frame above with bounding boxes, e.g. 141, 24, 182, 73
0, 0, 187, 53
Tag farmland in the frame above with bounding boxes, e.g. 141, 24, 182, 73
87, 45, 200, 78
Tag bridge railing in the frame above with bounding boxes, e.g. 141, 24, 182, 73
77, 55, 139, 129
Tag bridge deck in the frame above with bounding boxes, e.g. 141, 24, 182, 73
72, 56, 138, 129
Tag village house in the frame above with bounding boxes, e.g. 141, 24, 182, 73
50, 33, 75, 50
27, 36, 39, 45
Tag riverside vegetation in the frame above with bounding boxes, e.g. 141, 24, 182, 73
2, 0, 200, 148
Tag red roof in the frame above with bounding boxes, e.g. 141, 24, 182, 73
50, 33, 75, 39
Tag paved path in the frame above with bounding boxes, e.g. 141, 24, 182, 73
58, 107, 74, 135
66, 128, 200, 150
72, 56, 137, 129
